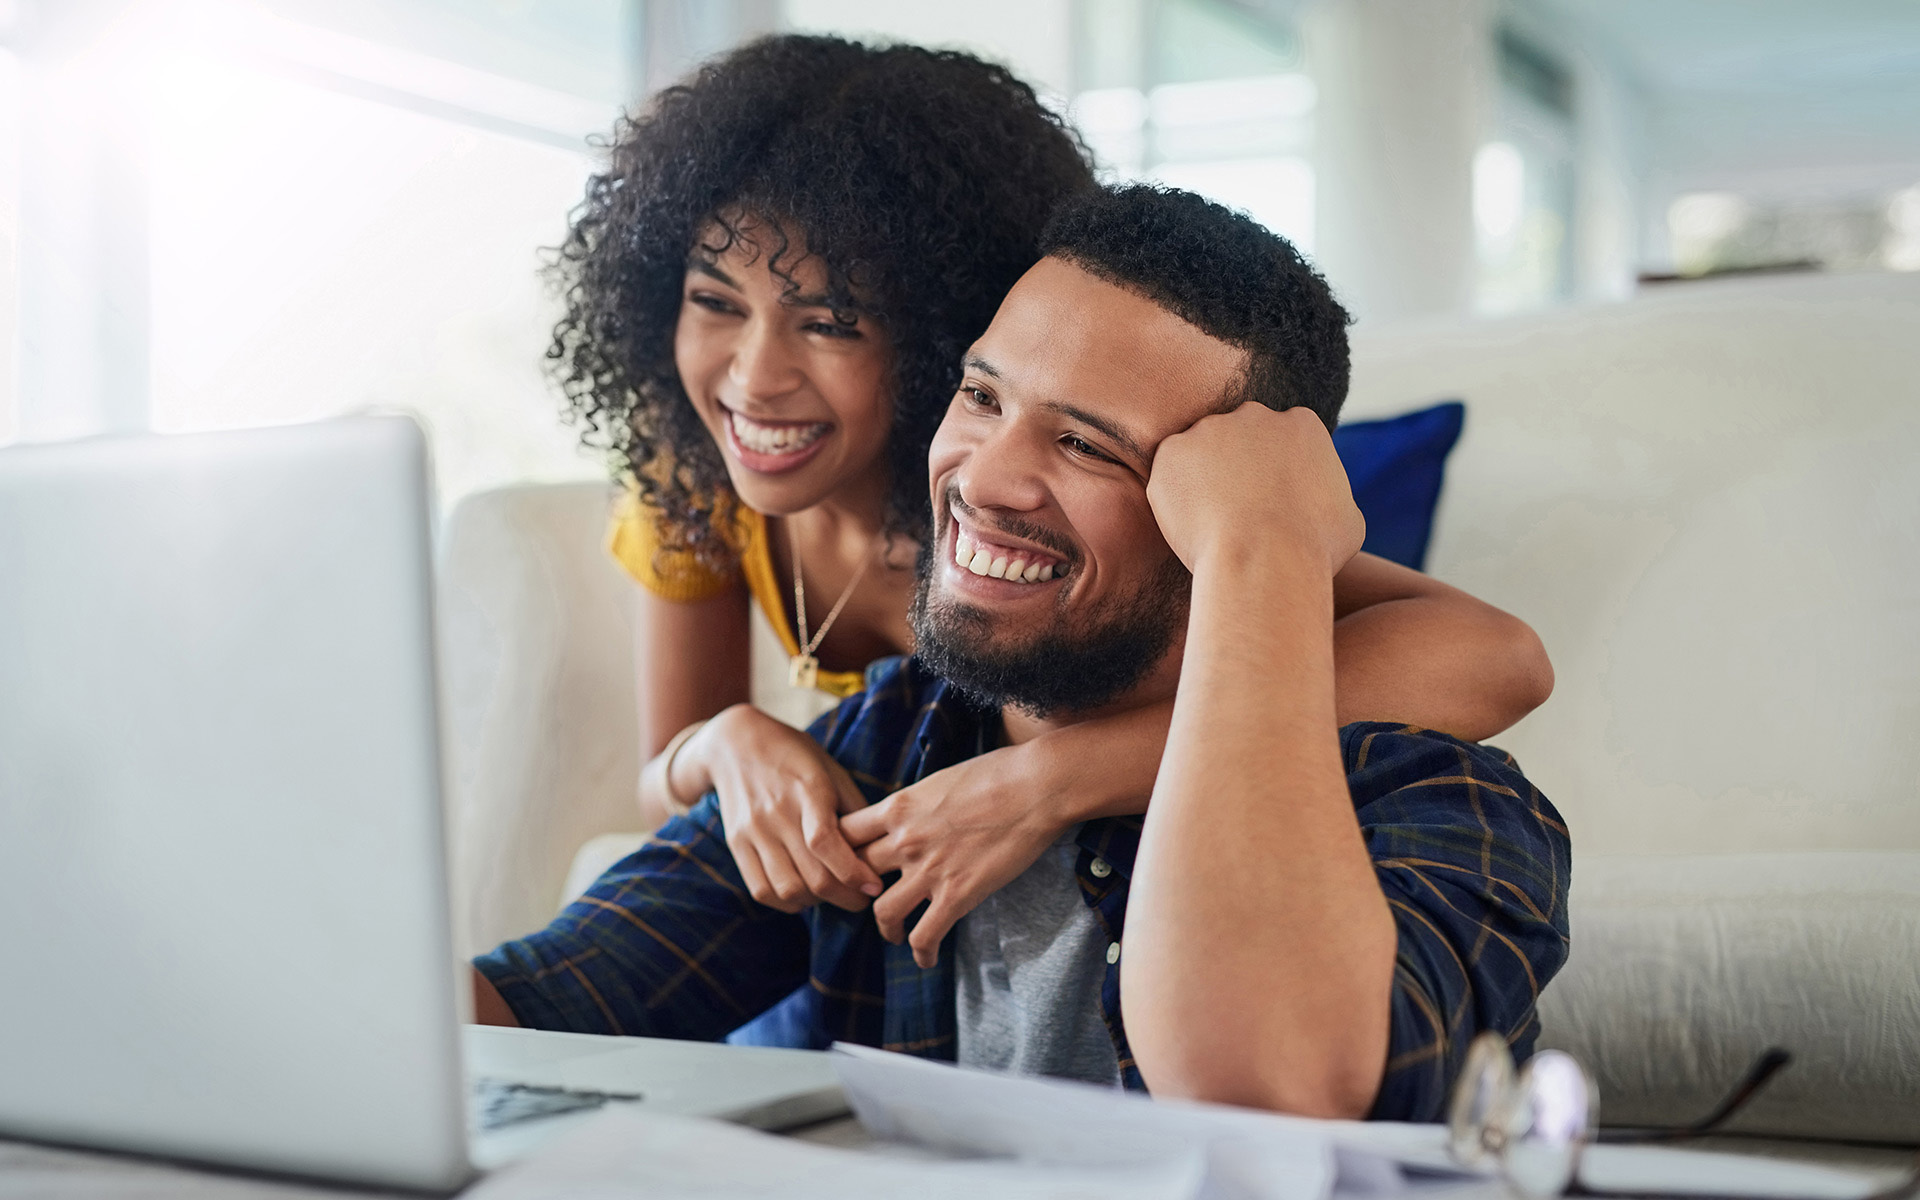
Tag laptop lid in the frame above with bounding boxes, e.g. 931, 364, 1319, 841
0, 418, 473, 1192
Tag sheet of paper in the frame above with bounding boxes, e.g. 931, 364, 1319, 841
464, 1107, 1207, 1200
1578, 1144, 1891, 1200
1321, 1120, 1894, 1200
827, 1045, 1897, 1200
829, 1043, 1355, 1200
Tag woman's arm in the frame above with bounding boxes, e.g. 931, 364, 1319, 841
840, 554, 1553, 964
1329, 552, 1553, 742
854, 551, 1550, 832
1017, 553, 1553, 822
632, 585, 752, 828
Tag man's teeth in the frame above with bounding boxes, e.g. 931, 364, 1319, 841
730, 411, 829, 455
953, 530, 1057, 584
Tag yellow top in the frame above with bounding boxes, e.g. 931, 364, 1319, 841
607, 491, 868, 698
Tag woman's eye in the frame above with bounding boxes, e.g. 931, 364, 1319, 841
687, 291, 737, 314
804, 320, 861, 339
962, 386, 998, 411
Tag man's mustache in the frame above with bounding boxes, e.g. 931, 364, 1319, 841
941, 486, 1082, 568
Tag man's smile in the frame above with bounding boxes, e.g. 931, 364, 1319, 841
952, 527, 1060, 583
940, 503, 1073, 599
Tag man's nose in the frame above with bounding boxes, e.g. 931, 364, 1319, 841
726, 318, 800, 400
952, 419, 1050, 516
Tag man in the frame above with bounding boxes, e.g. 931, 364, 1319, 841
473, 185, 1571, 1121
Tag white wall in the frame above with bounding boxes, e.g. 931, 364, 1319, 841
0, 50, 18, 446
1305, 0, 1491, 326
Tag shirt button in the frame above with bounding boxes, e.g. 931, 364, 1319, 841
1089, 857, 1112, 879
1106, 941, 1121, 965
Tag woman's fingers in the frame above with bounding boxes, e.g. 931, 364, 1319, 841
838, 798, 890, 848
749, 838, 811, 913
907, 894, 964, 969
856, 830, 902, 877
728, 835, 779, 911
784, 808, 870, 912
826, 758, 871, 816
871, 869, 930, 945
797, 791, 883, 902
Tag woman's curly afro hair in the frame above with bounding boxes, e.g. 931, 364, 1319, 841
548, 34, 1095, 568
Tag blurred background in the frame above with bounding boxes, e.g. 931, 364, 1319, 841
1, 0, 1916, 510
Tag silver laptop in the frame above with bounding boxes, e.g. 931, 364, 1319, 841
0, 418, 844, 1192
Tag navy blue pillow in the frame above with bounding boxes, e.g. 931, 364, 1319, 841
1333, 400, 1465, 571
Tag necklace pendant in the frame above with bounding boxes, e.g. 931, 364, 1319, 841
788, 653, 820, 691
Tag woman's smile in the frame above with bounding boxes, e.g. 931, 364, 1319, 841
673, 222, 896, 515
722, 405, 836, 475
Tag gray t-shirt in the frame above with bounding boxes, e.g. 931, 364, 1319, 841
954, 826, 1122, 1088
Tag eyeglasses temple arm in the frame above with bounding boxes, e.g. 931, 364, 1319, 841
1597, 1047, 1792, 1144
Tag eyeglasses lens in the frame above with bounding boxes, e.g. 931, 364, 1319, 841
1502, 1050, 1598, 1200
1449, 1033, 1516, 1168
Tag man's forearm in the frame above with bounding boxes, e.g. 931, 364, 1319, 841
1122, 544, 1396, 1117
471, 967, 520, 1027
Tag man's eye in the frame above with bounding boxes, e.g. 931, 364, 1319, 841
1063, 435, 1111, 462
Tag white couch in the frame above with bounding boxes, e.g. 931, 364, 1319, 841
437, 268, 1920, 1148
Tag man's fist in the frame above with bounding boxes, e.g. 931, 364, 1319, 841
1146, 404, 1364, 576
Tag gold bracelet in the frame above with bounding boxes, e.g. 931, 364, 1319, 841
654, 720, 706, 817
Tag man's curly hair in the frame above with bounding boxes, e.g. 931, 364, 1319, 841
1038, 185, 1352, 429
548, 35, 1095, 568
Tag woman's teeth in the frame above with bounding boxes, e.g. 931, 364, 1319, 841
730, 410, 829, 455
952, 529, 1058, 584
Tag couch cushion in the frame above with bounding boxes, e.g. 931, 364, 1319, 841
1344, 271, 1920, 856
1538, 851, 1920, 1144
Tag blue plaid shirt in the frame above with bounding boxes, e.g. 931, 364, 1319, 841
476, 655, 1572, 1121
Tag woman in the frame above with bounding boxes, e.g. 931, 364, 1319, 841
548, 35, 1553, 965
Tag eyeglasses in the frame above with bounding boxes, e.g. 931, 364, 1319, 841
1446, 1036, 1801, 1198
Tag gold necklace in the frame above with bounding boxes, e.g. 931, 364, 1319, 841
785, 519, 881, 691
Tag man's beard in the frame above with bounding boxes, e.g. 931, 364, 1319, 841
909, 539, 1192, 719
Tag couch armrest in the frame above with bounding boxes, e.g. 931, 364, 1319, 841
438, 482, 642, 955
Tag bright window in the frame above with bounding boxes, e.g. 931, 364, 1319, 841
1071, 0, 1315, 254
5, 1, 625, 505
1474, 27, 1576, 315
1666, 187, 1920, 278
147, 47, 605, 507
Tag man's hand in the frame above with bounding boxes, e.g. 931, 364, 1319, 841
695, 705, 883, 913
1147, 404, 1364, 576
840, 745, 1069, 969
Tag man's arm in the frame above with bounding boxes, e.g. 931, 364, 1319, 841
1346, 726, 1572, 1120
470, 796, 812, 1038
472, 969, 519, 1027
1122, 405, 1396, 1118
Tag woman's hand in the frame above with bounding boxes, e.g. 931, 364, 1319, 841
839, 743, 1073, 969
688, 704, 883, 914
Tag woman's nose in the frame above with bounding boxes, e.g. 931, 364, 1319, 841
727, 319, 800, 400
